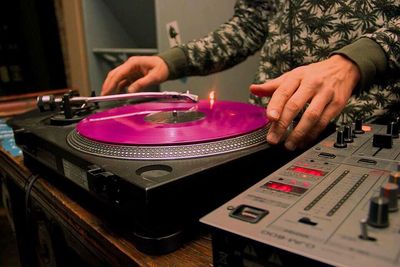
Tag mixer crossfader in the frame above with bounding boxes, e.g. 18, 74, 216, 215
201, 120, 400, 267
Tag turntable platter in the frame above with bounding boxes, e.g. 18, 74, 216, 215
76, 100, 268, 145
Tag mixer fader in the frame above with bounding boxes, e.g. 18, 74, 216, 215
201, 120, 400, 267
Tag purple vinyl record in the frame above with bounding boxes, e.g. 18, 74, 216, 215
76, 100, 268, 145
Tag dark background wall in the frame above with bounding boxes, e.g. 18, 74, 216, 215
0, 0, 66, 96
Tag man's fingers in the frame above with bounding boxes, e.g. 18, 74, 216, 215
117, 79, 130, 91
310, 98, 345, 138
283, 91, 332, 150
102, 57, 147, 95
250, 78, 283, 96
102, 65, 134, 95
102, 69, 120, 95
266, 79, 315, 144
127, 71, 160, 93
266, 76, 301, 121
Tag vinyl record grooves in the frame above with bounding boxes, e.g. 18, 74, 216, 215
68, 100, 269, 159
67, 126, 268, 160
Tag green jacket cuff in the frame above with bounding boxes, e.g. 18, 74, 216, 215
157, 47, 188, 80
331, 38, 387, 93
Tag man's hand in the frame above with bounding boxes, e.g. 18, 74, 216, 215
101, 56, 169, 95
250, 55, 361, 150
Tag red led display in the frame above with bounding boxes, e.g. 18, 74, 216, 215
263, 181, 308, 195
290, 166, 325, 177
266, 182, 293, 193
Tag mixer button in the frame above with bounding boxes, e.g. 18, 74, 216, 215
388, 172, 400, 198
229, 205, 269, 223
353, 118, 365, 134
387, 121, 399, 138
380, 183, 399, 212
367, 196, 390, 228
359, 218, 369, 240
318, 152, 336, 159
343, 125, 354, 143
357, 158, 377, 165
359, 218, 376, 241
373, 133, 393, 148
298, 217, 317, 226
334, 130, 347, 148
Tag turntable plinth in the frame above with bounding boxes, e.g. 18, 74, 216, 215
0, 147, 212, 266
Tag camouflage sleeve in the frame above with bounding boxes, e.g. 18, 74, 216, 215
333, 16, 400, 92
178, 0, 274, 77
363, 16, 400, 79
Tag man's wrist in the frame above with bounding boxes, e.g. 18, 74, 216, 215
157, 47, 188, 80
330, 38, 387, 92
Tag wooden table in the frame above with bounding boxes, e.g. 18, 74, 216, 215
0, 147, 213, 266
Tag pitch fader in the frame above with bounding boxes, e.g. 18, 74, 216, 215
202, 120, 400, 267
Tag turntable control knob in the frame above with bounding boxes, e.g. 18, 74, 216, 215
343, 125, 354, 143
388, 172, 400, 197
380, 183, 399, 212
334, 130, 347, 148
367, 196, 389, 228
387, 121, 399, 138
354, 118, 365, 134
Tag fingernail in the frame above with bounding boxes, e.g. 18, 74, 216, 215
285, 141, 296, 151
267, 132, 279, 144
268, 109, 279, 120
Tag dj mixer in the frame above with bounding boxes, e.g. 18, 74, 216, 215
201, 120, 400, 267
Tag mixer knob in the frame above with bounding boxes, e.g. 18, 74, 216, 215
353, 118, 365, 134
372, 133, 393, 149
380, 183, 399, 212
343, 125, 354, 143
387, 121, 399, 138
388, 172, 400, 198
334, 130, 347, 148
367, 196, 389, 228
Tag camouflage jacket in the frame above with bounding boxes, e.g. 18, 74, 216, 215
159, 0, 400, 124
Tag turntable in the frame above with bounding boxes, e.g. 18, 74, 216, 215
8, 90, 293, 254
